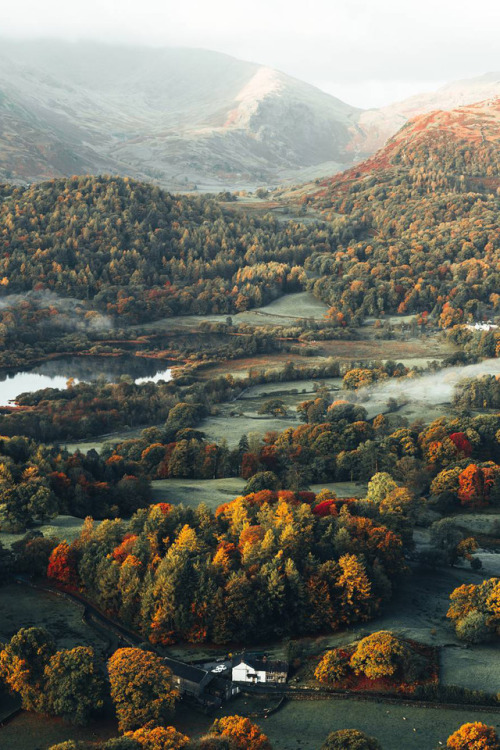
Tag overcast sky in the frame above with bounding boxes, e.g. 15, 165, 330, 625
2, 0, 500, 107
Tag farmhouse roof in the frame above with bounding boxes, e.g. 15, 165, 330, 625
232, 653, 288, 673
164, 656, 209, 684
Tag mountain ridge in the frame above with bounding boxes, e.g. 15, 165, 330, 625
1, 39, 500, 191
0, 40, 362, 190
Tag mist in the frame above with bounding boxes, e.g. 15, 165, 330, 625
359, 359, 500, 410
0, 291, 113, 332
2, 0, 500, 108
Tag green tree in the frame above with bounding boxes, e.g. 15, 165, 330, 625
44, 646, 105, 724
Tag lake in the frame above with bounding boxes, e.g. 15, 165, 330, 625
0, 356, 173, 406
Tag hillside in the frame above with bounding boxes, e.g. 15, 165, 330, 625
2, 93, 500, 331
313, 98, 500, 188
0, 40, 362, 190
0, 175, 336, 323
355, 73, 500, 155
282, 98, 500, 326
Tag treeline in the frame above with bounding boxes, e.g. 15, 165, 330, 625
0, 434, 151, 532
2, 167, 499, 337
104, 400, 500, 501
46, 489, 406, 644
453, 374, 500, 410
0, 176, 334, 323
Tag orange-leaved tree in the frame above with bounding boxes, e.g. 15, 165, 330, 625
314, 649, 350, 684
107, 648, 178, 732
125, 722, 190, 749
349, 631, 410, 680
209, 715, 272, 750
447, 722, 500, 749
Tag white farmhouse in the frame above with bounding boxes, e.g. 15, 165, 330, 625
231, 654, 288, 684
465, 322, 499, 331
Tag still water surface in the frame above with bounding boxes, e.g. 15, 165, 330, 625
0, 356, 173, 406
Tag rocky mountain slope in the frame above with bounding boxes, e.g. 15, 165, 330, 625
0, 40, 362, 190
354, 73, 500, 155
1, 39, 499, 191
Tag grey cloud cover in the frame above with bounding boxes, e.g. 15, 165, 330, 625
1, 0, 499, 106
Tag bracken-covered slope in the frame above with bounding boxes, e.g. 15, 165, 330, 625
0, 40, 361, 190
354, 73, 500, 156
284, 98, 500, 325
310, 98, 500, 195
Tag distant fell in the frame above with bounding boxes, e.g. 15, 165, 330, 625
0, 40, 361, 190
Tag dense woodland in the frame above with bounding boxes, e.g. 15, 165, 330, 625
2, 106, 500, 749
0, 176, 330, 322
45, 490, 405, 644
0, 160, 499, 335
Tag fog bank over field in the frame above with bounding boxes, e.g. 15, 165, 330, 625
0, 290, 112, 330
362, 358, 500, 407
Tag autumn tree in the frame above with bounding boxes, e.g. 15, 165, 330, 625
321, 728, 382, 750
107, 648, 178, 731
336, 553, 373, 623
209, 716, 272, 750
349, 631, 411, 680
47, 541, 79, 586
0, 626, 55, 711
314, 649, 349, 684
124, 723, 190, 750
448, 578, 500, 643
446, 722, 500, 749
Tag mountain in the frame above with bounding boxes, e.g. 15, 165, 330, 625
296, 97, 500, 209
0, 39, 362, 190
2, 39, 499, 191
354, 72, 500, 155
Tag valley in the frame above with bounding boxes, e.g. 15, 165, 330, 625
1, 58, 500, 750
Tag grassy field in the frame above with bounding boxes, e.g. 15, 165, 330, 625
0, 515, 88, 549
239, 697, 500, 750
150, 477, 368, 512
172, 695, 500, 750
4, 689, 500, 750
63, 423, 162, 454
0, 583, 108, 654
198, 408, 301, 447
200, 337, 452, 380
151, 477, 247, 510
135, 292, 330, 332
0, 714, 117, 750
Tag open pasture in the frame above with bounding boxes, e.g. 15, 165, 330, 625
151, 477, 247, 510
0, 515, 88, 549
0, 583, 108, 654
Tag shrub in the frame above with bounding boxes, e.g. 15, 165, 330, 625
321, 728, 382, 749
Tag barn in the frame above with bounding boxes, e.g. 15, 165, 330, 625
164, 656, 234, 707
